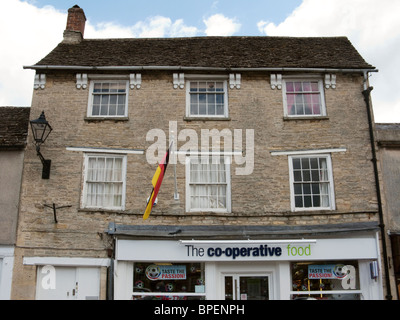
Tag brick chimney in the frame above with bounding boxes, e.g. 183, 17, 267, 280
63, 5, 86, 43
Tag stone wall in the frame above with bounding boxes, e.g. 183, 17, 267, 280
11, 71, 379, 299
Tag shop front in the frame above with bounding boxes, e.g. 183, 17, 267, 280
112, 229, 383, 300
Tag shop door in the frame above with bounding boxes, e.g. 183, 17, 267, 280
224, 275, 269, 300
36, 266, 100, 300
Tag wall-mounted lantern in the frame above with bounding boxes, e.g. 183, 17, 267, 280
30, 111, 52, 179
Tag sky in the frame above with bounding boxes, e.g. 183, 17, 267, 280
1, 0, 399, 123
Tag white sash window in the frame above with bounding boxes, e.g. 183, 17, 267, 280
82, 154, 127, 210
186, 156, 231, 212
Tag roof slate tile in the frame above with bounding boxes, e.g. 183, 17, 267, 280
33, 36, 374, 70
0, 107, 30, 149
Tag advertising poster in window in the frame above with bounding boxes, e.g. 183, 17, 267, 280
145, 264, 187, 281
308, 264, 349, 279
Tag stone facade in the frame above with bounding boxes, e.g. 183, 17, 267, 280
11, 69, 380, 298
376, 124, 400, 299
10, 5, 388, 300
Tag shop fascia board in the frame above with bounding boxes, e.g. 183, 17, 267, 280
106, 221, 380, 239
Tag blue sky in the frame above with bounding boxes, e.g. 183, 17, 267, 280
1, 0, 400, 122
29, 0, 302, 36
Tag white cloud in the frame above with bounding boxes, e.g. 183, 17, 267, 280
203, 14, 241, 36
0, 1, 199, 107
86, 16, 199, 39
0, 0, 65, 106
257, 0, 400, 123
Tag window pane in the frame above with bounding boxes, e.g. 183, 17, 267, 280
313, 195, 321, 207
190, 82, 198, 92
301, 158, 310, 169
303, 82, 311, 92
101, 83, 110, 93
293, 158, 301, 170
295, 196, 303, 208
294, 184, 302, 195
207, 82, 216, 92
109, 105, 116, 116
117, 105, 125, 116
199, 104, 207, 115
191, 103, 198, 115
286, 82, 294, 92
208, 102, 216, 115
311, 82, 319, 92
92, 104, 100, 116
199, 82, 207, 92
302, 170, 311, 181
110, 82, 119, 92
216, 105, 224, 115
93, 83, 102, 92
216, 82, 224, 92
118, 94, 126, 105
191, 94, 198, 104
293, 170, 302, 182
110, 95, 117, 106
312, 183, 320, 194
303, 183, 311, 195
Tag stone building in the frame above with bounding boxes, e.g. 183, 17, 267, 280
375, 123, 400, 299
11, 5, 390, 299
0, 107, 30, 299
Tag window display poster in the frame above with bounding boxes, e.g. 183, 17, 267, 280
145, 264, 187, 280
308, 264, 349, 279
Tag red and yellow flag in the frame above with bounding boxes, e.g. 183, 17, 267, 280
143, 144, 172, 220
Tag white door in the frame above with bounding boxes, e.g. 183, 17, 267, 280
224, 274, 270, 300
36, 266, 100, 300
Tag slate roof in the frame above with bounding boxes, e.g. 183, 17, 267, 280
0, 107, 30, 149
31, 36, 374, 70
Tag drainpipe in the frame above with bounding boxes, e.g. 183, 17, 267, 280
362, 72, 392, 300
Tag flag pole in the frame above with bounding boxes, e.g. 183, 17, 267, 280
171, 133, 179, 200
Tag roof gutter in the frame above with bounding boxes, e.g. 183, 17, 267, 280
23, 65, 378, 74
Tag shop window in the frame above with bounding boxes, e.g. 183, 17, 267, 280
132, 262, 205, 300
290, 261, 361, 300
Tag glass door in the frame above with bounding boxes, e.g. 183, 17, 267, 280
224, 275, 269, 300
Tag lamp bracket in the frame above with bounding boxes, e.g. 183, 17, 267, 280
36, 147, 51, 179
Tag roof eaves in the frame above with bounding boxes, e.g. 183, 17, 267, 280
24, 64, 378, 73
